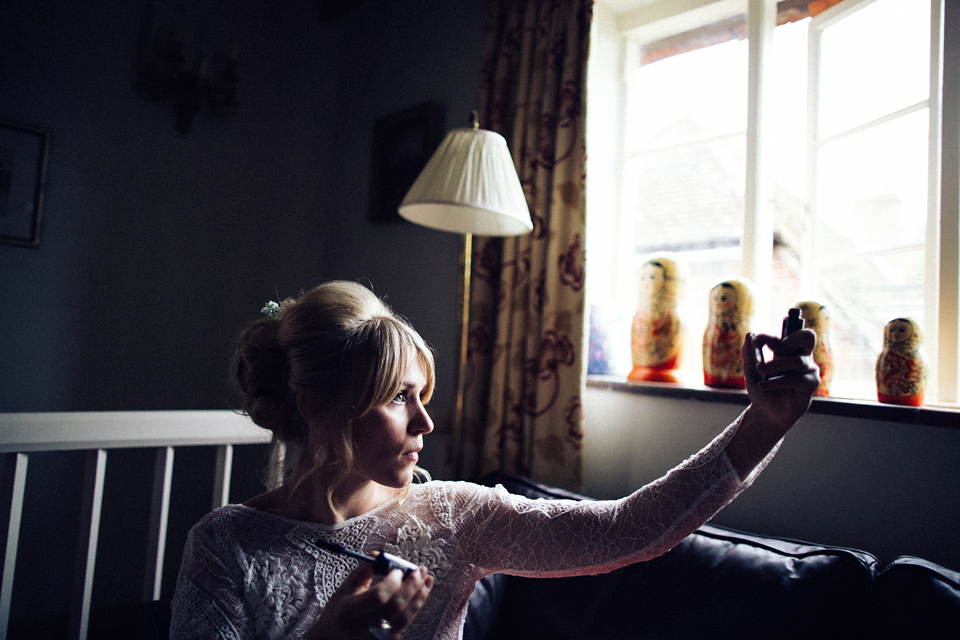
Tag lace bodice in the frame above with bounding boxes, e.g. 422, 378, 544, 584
170, 413, 774, 640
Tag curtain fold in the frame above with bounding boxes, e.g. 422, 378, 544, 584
460, 0, 592, 491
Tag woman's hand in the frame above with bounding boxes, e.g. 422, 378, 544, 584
307, 556, 434, 640
743, 330, 820, 433
725, 331, 820, 481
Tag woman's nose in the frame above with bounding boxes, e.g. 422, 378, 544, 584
410, 402, 434, 435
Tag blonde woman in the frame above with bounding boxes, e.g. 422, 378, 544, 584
170, 280, 819, 640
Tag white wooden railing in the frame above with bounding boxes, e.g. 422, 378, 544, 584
0, 411, 272, 640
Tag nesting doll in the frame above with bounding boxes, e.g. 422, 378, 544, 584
795, 301, 833, 397
629, 254, 686, 383
876, 317, 928, 406
703, 279, 754, 389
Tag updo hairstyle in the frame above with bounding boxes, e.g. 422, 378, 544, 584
233, 281, 436, 485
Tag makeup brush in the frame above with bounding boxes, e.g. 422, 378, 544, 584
315, 539, 417, 577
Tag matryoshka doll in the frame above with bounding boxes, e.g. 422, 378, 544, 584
795, 301, 833, 397
703, 279, 754, 389
876, 317, 928, 406
629, 254, 686, 383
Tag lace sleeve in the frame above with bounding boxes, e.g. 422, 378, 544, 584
169, 512, 250, 640
456, 411, 779, 578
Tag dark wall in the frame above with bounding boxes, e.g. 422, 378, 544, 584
315, 0, 485, 426
0, 0, 482, 419
1, 0, 332, 412
0, 1, 484, 636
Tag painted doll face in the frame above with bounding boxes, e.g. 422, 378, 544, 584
885, 319, 915, 344
798, 302, 829, 332
639, 261, 666, 296
818, 306, 830, 331
710, 284, 738, 315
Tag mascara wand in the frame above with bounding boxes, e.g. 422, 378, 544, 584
315, 538, 417, 577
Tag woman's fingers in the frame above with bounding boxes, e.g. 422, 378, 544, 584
750, 330, 816, 380
349, 566, 433, 637
310, 552, 434, 640
742, 331, 820, 431
381, 568, 433, 638
307, 560, 433, 640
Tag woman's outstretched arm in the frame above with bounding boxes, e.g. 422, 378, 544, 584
725, 329, 820, 481
453, 330, 820, 579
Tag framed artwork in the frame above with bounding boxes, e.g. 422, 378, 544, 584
368, 102, 444, 223
0, 120, 49, 248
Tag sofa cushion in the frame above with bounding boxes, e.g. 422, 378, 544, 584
469, 472, 880, 640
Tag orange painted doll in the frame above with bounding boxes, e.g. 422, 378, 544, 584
703, 279, 754, 389
629, 254, 686, 382
876, 317, 928, 406
795, 301, 833, 397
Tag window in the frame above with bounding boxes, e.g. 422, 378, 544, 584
586, 0, 959, 405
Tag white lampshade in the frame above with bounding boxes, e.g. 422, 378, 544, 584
399, 126, 532, 236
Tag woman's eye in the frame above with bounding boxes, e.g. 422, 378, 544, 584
392, 391, 406, 404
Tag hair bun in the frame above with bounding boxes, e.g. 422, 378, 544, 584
234, 318, 298, 438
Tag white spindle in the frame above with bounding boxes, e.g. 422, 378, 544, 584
144, 446, 174, 602
213, 444, 234, 510
68, 448, 107, 640
0, 452, 28, 638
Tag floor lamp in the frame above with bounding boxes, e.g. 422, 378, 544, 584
398, 114, 532, 479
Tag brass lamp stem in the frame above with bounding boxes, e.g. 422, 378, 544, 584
452, 232, 472, 480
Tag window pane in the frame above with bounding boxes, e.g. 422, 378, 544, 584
819, 247, 925, 399
817, 110, 929, 248
818, 0, 930, 138
813, 109, 929, 398
587, 0, 940, 401
619, 32, 748, 383
631, 137, 746, 254
627, 37, 747, 153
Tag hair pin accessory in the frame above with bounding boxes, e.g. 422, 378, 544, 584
261, 301, 282, 319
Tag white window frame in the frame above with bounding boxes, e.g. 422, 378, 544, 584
587, 0, 960, 404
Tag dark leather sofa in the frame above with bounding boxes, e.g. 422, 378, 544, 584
141, 472, 960, 639
464, 472, 960, 640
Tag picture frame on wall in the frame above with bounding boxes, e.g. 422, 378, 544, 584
0, 119, 49, 248
368, 101, 444, 224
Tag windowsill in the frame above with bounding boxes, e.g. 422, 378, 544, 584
586, 375, 960, 429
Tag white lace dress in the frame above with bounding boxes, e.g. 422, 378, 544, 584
170, 414, 775, 640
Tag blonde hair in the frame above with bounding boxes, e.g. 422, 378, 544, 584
232, 281, 435, 517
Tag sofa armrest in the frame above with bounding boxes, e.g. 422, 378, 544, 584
876, 556, 960, 640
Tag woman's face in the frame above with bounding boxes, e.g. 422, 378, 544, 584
348, 358, 434, 490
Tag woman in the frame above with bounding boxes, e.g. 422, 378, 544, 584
170, 280, 819, 640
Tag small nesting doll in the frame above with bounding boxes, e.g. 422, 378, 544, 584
629, 254, 686, 383
703, 279, 754, 389
876, 317, 928, 406
795, 301, 833, 397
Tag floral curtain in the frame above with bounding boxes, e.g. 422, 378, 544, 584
459, 0, 592, 491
